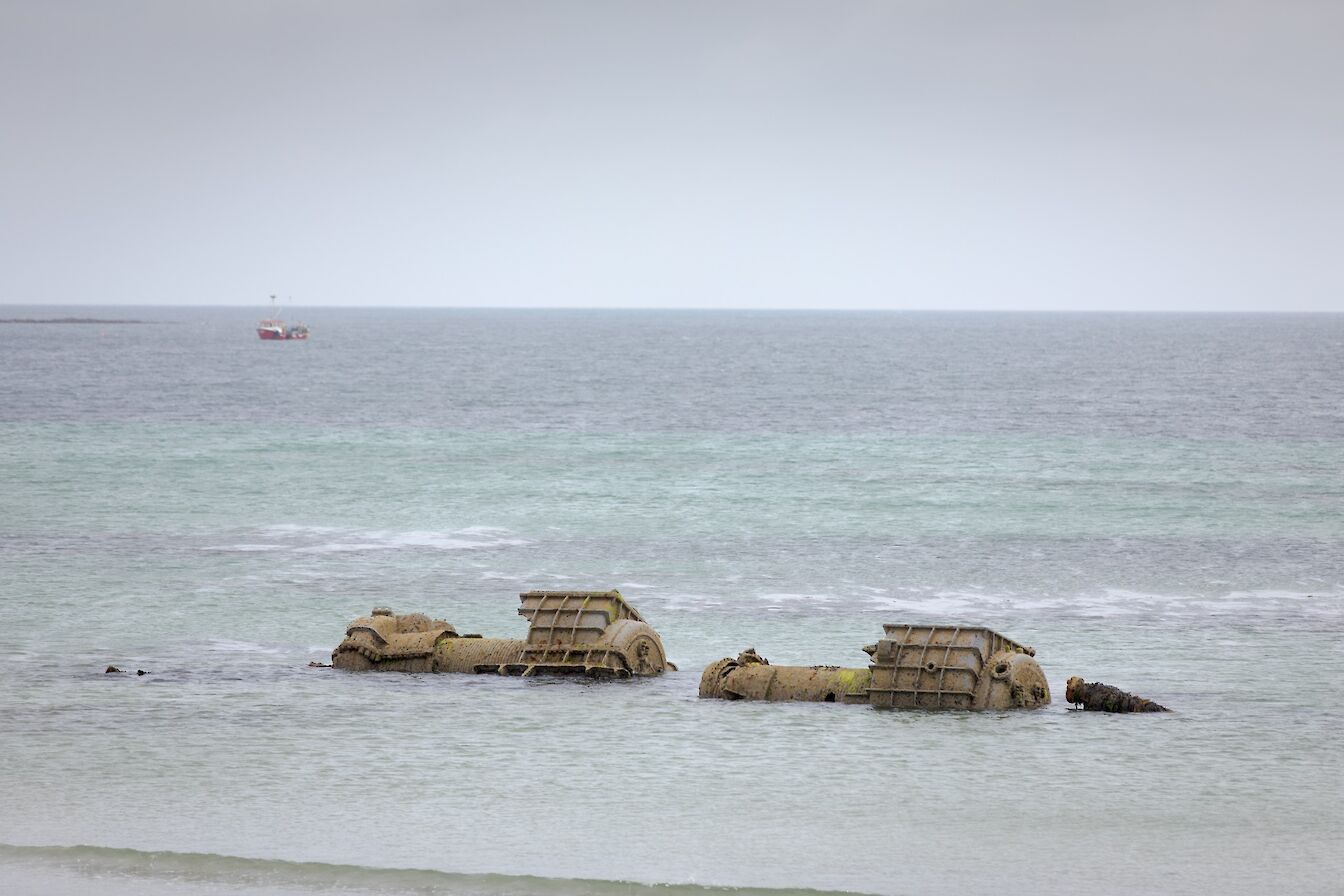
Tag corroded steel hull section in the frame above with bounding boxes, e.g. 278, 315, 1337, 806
699, 654, 872, 704
700, 626, 1049, 711
332, 590, 674, 678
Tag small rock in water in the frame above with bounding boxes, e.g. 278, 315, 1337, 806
105, 665, 122, 674
137, 670, 148, 676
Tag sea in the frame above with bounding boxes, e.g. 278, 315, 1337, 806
1, 307, 1341, 896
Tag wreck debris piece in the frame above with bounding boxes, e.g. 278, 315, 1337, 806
698, 650, 872, 703
700, 625, 1050, 710
868, 625, 1048, 710
331, 590, 674, 678
1066, 677, 1170, 713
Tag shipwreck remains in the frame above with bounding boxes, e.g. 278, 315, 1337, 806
332, 590, 674, 678
1066, 677, 1170, 712
700, 625, 1050, 710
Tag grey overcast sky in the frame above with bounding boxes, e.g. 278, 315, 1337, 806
2, 1, 1341, 310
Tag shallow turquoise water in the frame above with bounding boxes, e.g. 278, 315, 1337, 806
2, 308, 1341, 895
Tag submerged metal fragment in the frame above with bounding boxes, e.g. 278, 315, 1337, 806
1066, 677, 1170, 712
700, 625, 1050, 710
332, 590, 674, 678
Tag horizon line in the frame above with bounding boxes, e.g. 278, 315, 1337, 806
1, 302, 1341, 314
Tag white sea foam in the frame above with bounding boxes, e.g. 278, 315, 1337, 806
455, 526, 516, 537
227, 526, 530, 555
295, 542, 391, 554
756, 591, 842, 604
870, 592, 986, 616
204, 543, 287, 552
626, 585, 1343, 623
262, 524, 342, 535
660, 592, 727, 611
1053, 587, 1344, 622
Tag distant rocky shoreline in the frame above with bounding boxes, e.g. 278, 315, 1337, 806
0, 317, 150, 324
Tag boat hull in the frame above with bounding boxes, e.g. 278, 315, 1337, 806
257, 328, 307, 340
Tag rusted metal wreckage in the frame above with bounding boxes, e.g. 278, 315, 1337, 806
700, 625, 1051, 710
1066, 676, 1170, 712
333, 590, 675, 678
332, 593, 1177, 713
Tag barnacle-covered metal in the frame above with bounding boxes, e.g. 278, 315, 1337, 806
1065, 677, 1169, 712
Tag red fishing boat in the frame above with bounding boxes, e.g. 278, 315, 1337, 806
256, 295, 309, 340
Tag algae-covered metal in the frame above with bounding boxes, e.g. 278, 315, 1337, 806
1066, 676, 1170, 712
868, 625, 1049, 710
332, 590, 674, 678
700, 625, 1049, 710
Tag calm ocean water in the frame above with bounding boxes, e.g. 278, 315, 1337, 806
2, 307, 1341, 895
